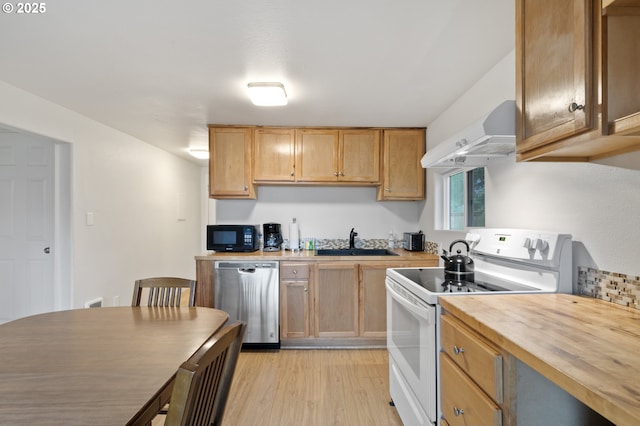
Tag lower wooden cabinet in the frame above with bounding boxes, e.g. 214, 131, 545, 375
315, 263, 359, 337
440, 312, 504, 426
195, 256, 439, 347
279, 259, 438, 346
280, 263, 311, 339
359, 265, 389, 337
440, 353, 502, 426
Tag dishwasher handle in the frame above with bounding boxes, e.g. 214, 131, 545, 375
214, 261, 279, 270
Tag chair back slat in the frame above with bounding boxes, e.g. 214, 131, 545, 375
164, 321, 246, 426
132, 277, 196, 307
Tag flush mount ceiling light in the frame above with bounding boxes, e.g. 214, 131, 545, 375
247, 82, 288, 106
189, 148, 209, 160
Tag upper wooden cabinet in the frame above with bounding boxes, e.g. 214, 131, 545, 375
339, 129, 381, 183
253, 127, 296, 182
209, 125, 424, 199
295, 128, 381, 183
516, 0, 640, 161
295, 129, 340, 182
208, 127, 255, 199
378, 129, 425, 200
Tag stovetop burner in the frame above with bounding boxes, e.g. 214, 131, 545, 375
393, 267, 540, 294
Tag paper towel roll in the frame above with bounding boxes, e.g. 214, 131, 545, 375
289, 221, 299, 251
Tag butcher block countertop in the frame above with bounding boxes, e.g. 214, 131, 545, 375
195, 248, 439, 262
439, 293, 640, 426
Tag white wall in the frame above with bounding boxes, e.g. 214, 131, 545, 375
0, 81, 202, 308
211, 186, 424, 243
421, 50, 640, 278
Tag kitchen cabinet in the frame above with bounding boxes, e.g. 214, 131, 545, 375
378, 129, 425, 200
314, 263, 359, 337
210, 125, 423, 199
294, 129, 338, 182
253, 127, 296, 182
359, 264, 390, 337
295, 128, 381, 183
440, 294, 622, 425
339, 129, 381, 183
208, 127, 255, 199
439, 314, 503, 426
254, 127, 380, 184
195, 251, 439, 347
195, 258, 215, 307
516, 0, 640, 161
279, 263, 312, 339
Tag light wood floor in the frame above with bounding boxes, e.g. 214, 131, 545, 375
221, 349, 403, 426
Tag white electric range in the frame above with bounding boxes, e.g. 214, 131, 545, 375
385, 228, 572, 426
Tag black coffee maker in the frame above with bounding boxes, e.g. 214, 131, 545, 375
263, 223, 283, 251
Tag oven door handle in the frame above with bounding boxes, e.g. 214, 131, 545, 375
386, 281, 433, 324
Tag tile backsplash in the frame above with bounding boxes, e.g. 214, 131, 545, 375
577, 266, 640, 309
307, 238, 439, 255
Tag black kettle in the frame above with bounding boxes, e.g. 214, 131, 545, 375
441, 240, 475, 284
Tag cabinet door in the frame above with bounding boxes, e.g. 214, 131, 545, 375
280, 263, 311, 340
295, 129, 339, 182
516, 0, 593, 155
339, 129, 381, 183
359, 265, 387, 338
280, 280, 311, 339
209, 127, 255, 198
195, 260, 215, 307
315, 263, 359, 337
253, 128, 295, 182
379, 129, 425, 200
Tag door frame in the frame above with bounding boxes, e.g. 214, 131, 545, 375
1, 124, 72, 314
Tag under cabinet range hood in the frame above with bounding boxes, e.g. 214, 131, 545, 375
421, 100, 515, 168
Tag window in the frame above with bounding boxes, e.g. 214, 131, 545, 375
444, 167, 485, 230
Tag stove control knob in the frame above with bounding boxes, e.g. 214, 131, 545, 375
523, 237, 534, 250
536, 238, 549, 252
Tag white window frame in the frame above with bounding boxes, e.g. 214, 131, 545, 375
438, 167, 485, 231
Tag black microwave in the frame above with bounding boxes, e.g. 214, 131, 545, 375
206, 224, 260, 252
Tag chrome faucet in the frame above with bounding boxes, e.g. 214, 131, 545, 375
349, 228, 358, 249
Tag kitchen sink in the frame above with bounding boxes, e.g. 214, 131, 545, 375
315, 248, 399, 256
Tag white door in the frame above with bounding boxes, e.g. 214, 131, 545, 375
0, 132, 55, 322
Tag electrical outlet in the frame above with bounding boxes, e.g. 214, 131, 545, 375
113, 295, 120, 306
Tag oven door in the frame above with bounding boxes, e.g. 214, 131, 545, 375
386, 277, 437, 425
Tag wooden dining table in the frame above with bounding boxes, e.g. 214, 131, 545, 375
0, 306, 229, 425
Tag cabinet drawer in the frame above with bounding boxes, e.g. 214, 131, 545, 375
440, 353, 502, 426
441, 314, 503, 402
281, 263, 310, 280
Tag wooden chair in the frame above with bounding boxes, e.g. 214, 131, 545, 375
163, 321, 246, 426
132, 277, 196, 307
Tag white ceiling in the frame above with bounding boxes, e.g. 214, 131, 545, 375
0, 0, 515, 164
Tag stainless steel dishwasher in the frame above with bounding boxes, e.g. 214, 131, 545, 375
214, 261, 279, 349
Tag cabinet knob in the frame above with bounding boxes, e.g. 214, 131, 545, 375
292, 270, 297, 275
385, 187, 390, 192
453, 406, 465, 416
334, 172, 339, 176
304, 287, 308, 293
339, 172, 344, 176
290, 171, 294, 176
453, 345, 465, 355
244, 185, 248, 190
568, 102, 585, 112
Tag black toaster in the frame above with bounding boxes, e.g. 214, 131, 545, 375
403, 231, 425, 251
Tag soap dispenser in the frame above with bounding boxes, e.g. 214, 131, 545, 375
388, 231, 395, 249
